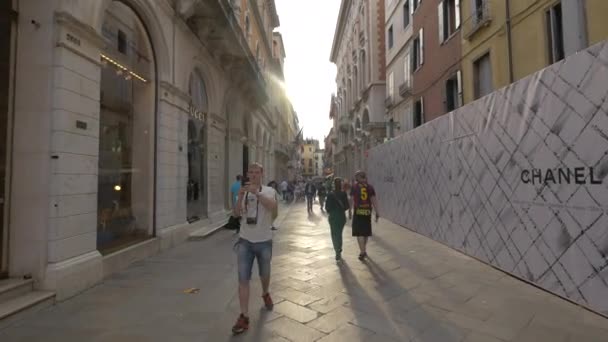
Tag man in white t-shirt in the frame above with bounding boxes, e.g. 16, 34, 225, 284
231, 162, 278, 335
279, 180, 288, 201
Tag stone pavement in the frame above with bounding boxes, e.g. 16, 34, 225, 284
1, 202, 607, 341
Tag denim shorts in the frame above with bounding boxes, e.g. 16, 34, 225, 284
236, 238, 273, 283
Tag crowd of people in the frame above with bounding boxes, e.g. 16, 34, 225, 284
227, 165, 379, 335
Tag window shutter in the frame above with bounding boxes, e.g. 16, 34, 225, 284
438, 1, 445, 43
455, 0, 461, 28
420, 97, 425, 123
404, 52, 411, 86
410, 0, 415, 15
456, 70, 463, 107
420, 28, 424, 65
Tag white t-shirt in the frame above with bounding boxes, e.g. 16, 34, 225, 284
239, 186, 277, 243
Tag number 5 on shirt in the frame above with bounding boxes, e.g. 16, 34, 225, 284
360, 187, 368, 201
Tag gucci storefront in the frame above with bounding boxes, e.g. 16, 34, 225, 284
97, 1, 156, 254
187, 72, 208, 223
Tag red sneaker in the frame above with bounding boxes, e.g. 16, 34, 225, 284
262, 293, 274, 310
231, 314, 249, 335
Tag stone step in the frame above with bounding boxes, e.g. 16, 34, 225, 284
0, 291, 55, 330
0, 278, 34, 303
188, 217, 230, 241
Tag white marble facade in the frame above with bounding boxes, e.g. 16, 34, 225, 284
7, 0, 281, 299
368, 41, 608, 315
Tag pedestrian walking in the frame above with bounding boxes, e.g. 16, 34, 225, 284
305, 180, 317, 213
232, 163, 277, 335
349, 171, 380, 260
268, 181, 279, 231
324, 178, 350, 261
230, 175, 242, 209
279, 180, 288, 201
317, 183, 327, 213
224, 175, 243, 232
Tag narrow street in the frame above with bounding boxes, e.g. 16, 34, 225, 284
1, 202, 607, 342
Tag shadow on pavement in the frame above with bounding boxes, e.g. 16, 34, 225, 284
344, 242, 470, 341
307, 211, 323, 223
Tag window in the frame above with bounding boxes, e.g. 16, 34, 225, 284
445, 71, 462, 112
403, 1, 411, 28
388, 25, 394, 49
360, 50, 367, 91
473, 0, 485, 23
438, 0, 460, 43
98, 1, 155, 253
474, 53, 493, 99
388, 118, 395, 138
117, 30, 127, 54
546, 3, 564, 64
186, 71, 209, 222
412, 29, 424, 70
412, 0, 421, 12
404, 49, 412, 87
414, 98, 424, 128
388, 72, 394, 98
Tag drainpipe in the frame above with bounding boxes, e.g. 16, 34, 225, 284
505, 0, 514, 83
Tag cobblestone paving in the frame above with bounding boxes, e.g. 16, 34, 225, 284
0, 202, 607, 341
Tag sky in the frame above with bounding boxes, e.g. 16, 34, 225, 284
274, 0, 342, 149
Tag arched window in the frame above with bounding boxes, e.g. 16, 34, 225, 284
98, 1, 155, 253
186, 71, 208, 222
353, 67, 358, 102
347, 79, 352, 112
189, 71, 208, 113
360, 50, 367, 91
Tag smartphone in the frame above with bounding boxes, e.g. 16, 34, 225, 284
241, 176, 250, 186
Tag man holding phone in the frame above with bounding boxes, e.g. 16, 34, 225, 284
231, 163, 278, 335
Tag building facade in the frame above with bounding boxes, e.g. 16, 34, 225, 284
323, 127, 336, 177
1, 0, 295, 300
330, 0, 387, 180
461, 0, 608, 104
384, 0, 415, 138
270, 32, 299, 183
301, 138, 319, 178
411, 0, 463, 127
314, 149, 325, 177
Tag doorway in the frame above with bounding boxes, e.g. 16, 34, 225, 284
0, 1, 16, 278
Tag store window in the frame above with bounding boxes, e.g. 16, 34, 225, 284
187, 71, 208, 222
98, 1, 155, 254
0, 0, 16, 276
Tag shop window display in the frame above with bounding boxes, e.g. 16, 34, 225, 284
97, 1, 155, 254
187, 71, 208, 222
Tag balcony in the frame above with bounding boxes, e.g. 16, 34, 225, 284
339, 116, 350, 132
463, 1, 492, 40
274, 143, 290, 158
399, 82, 412, 97
176, 0, 268, 106
385, 95, 393, 108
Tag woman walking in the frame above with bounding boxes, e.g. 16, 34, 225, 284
324, 178, 351, 261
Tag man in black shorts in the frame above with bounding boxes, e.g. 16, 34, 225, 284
349, 171, 380, 260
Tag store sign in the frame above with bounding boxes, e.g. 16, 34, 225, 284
521, 167, 603, 185
188, 103, 206, 123
367, 41, 608, 316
